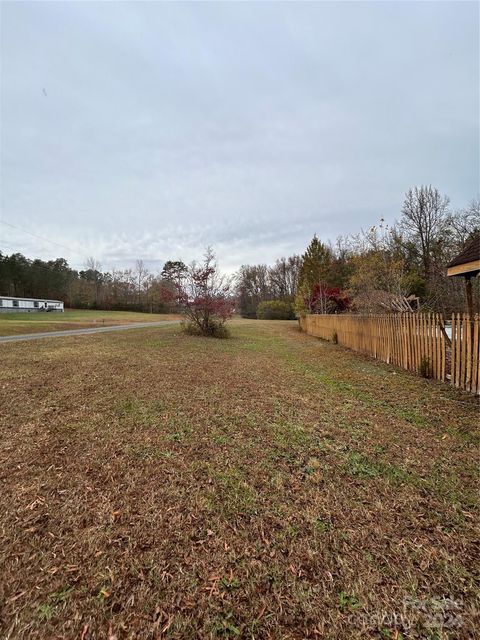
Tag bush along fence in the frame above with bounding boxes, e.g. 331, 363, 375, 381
298, 313, 480, 395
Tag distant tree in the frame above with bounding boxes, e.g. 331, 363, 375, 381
0, 252, 76, 301
295, 235, 333, 313
0, 252, 30, 296
268, 255, 302, 300
400, 185, 450, 281
446, 199, 480, 248
145, 276, 177, 313
161, 260, 188, 286
176, 248, 234, 337
236, 264, 271, 318
134, 259, 149, 304
398, 188, 480, 313
328, 236, 354, 289
81, 258, 104, 306
348, 222, 409, 311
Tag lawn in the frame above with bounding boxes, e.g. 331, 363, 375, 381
0, 309, 180, 336
0, 319, 478, 639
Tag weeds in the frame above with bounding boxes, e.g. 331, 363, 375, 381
346, 451, 414, 485
338, 591, 359, 612
1, 319, 478, 639
314, 517, 333, 533
419, 356, 431, 378
37, 587, 74, 621
207, 468, 257, 519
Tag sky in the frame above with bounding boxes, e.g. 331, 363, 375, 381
1, 1, 478, 273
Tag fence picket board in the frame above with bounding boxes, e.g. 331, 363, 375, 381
299, 312, 479, 395
428, 314, 432, 374
403, 315, 408, 369
414, 314, 419, 373
473, 316, 479, 394
455, 314, 461, 387
440, 315, 446, 382
431, 314, 436, 379
435, 314, 441, 380
429, 314, 434, 379
412, 314, 417, 372
466, 316, 472, 393
451, 314, 456, 386
419, 314, 424, 370
450, 313, 457, 386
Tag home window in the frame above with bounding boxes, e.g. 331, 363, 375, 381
34, 301, 39, 308
12, 300, 19, 307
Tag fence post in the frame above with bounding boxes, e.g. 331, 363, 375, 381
298, 312, 479, 395
473, 315, 479, 394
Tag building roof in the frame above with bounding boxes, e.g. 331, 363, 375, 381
0, 296, 63, 303
447, 234, 480, 277
447, 234, 480, 268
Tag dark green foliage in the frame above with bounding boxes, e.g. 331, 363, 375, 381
419, 356, 430, 378
0, 252, 77, 303
181, 319, 230, 339
295, 235, 335, 314
256, 300, 295, 320
0, 251, 179, 313
161, 260, 188, 284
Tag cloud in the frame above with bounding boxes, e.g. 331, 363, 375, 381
1, 1, 478, 273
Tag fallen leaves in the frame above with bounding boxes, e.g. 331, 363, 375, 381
0, 320, 478, 638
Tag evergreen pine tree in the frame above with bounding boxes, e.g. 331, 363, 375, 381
295, 235, 333, 313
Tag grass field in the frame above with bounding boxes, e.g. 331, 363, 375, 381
0, 309, 180, 336
0, 320, 478, 639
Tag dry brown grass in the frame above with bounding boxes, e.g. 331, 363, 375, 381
0, 319, 478, 639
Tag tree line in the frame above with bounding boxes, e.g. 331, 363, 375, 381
0, 254, 189, 313
236, 186, 479, 317
1, 186, 478, 316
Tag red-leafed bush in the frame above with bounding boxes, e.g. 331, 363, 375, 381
307, 284, 351, 314
176, 248, 235, 337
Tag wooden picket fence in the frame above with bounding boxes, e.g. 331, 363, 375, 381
299, 313, 480, 395
451, 314, 480, 394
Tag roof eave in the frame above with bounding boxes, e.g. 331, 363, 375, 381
447, 259, 480, 278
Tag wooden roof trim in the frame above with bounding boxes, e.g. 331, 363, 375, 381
447, 259, 480, 277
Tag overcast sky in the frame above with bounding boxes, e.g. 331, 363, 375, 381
1, 1, 478, 273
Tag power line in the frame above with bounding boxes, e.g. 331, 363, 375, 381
0, 220, 94, 269
0, 242, 82, 276
0, 221, 157, 272
0, 219, 76, 254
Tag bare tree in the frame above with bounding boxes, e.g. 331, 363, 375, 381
268, 256, 302, 300
134, 259, 149, 304
446, 199, 480, 248
84, 257, 103, 306
400, 185, 449, 280
236, 264, 271, 317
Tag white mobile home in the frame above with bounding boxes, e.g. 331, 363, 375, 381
0, 296, 64, 313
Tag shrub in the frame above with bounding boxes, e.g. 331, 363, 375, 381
309, 284, 351, 314
175, 248, 234, 338
257, 300, 295, 320
181, 319, 230, 339
419, 356, 430, 378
